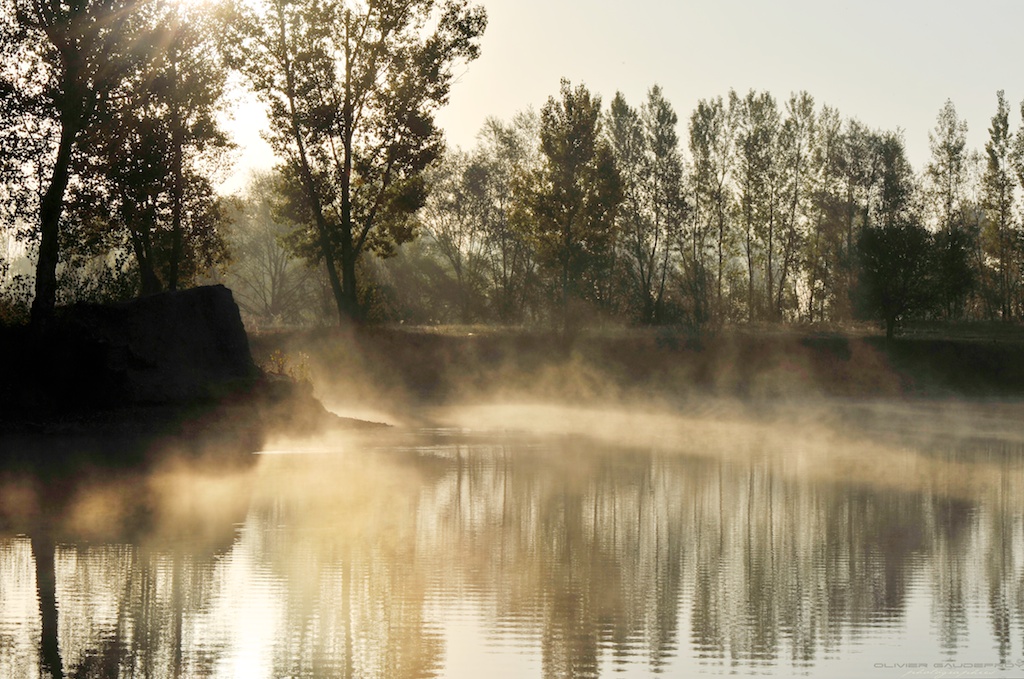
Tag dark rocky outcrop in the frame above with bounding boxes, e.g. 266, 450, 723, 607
1, 285, 259, 416
0, 285, 373, 468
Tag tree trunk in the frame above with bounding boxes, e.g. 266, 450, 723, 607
31, 119, 80, 327
168, 49, 184, 291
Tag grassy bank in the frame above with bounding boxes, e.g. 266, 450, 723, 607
248, 323, 1024, 417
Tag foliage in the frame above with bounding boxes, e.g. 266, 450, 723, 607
224, 171, 328, 327
856, 220, 935, 339
981, 91, 1019, 319
222, 0, 486, 323
529, 79, 623, 330
0, 0, 156, 322
606, 86, 687, 324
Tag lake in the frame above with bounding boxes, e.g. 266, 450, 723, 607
3, 400, 1024, 678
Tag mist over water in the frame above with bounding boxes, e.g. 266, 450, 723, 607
4, 392, 1024, 677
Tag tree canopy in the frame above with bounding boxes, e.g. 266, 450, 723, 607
222, 0, 486, 323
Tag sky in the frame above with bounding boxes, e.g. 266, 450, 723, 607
223, 0, 1024, 193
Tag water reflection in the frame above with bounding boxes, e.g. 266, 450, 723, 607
3, 407, 1024, 677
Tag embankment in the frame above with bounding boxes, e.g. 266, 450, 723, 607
249, 324, 1024, 415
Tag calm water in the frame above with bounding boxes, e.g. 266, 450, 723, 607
3, 401, 1024, 678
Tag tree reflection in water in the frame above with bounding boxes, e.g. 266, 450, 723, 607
1, 417, 1024, 677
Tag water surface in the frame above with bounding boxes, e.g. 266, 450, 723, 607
3, 401, 1024, 677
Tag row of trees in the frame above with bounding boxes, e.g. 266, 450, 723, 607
378, 86, 1024, 336
0, 0, 487, 326
3, 0, 1024, 334
0, 0, 237, 323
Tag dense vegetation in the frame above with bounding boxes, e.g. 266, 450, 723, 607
3, 0, 1024, 338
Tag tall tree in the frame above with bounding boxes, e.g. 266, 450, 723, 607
832, 120, 880, 319
803, 104, 844, 322
981, 90, 1017, 319
735, 90, 779, 321
473, 111, 541, 322
773, 91, 814, 319
1, 0, 149, 324
530, 79, 622, 331
70, 0, 232, 295
926, 99, 974, 318
687, 94, 736, 322
224, 0, 486, 323
606, 86, 686, 324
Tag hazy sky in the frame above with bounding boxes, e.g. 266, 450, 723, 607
225, 0, 1024, 192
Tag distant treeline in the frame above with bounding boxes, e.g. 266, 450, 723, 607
1, 0, 1022, 335
232, 83, 1021, 337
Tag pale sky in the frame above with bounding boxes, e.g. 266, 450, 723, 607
223, 0, 1024, 192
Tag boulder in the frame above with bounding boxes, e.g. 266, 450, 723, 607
56, 285, 259, 405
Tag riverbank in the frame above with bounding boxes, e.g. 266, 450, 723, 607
249, 322, 1024, 418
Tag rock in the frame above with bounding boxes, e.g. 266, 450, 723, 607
55, 285, 259, 405
0, 285, 383, 467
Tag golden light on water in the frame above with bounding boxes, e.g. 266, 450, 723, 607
4, 400, 1024, 677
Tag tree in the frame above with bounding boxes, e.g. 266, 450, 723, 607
224, 171, 323, 326
224, 0, 486, 323
926, 100, 975, 318
855, 130, 930, 338
981, 90, 1017, 319
735, 89, 780, 321
687, 94, 736, 322
772, 91, 814, 320
473, 111, 541, 322
530, 79, 622, 330
419, 150, 488, 322
69, 0, 232, 296
803, 104, 845, 322
606, 86, 686, 324
1, 0, 150, 324
856, 219, 933, 339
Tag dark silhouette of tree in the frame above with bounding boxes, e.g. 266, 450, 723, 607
223, 0, 486, 324
0, 0, 150, 324
853, 132, 931, 338
529, 79, 622, 331
68, 2, 232, 296
856, 219, 934, 339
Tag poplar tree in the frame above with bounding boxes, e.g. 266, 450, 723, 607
688, 94, 736, 321
981, 91, 1017, 319
530, 79, 622, 330
926, 99, 974, 318
606, 86, 685, 323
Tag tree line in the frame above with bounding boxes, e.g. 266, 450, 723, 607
378, 86, 1024, 337
0, 0, 486, 326
3, 0, 1024, 335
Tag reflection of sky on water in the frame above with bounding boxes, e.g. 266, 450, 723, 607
3, 405, 1024, 677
